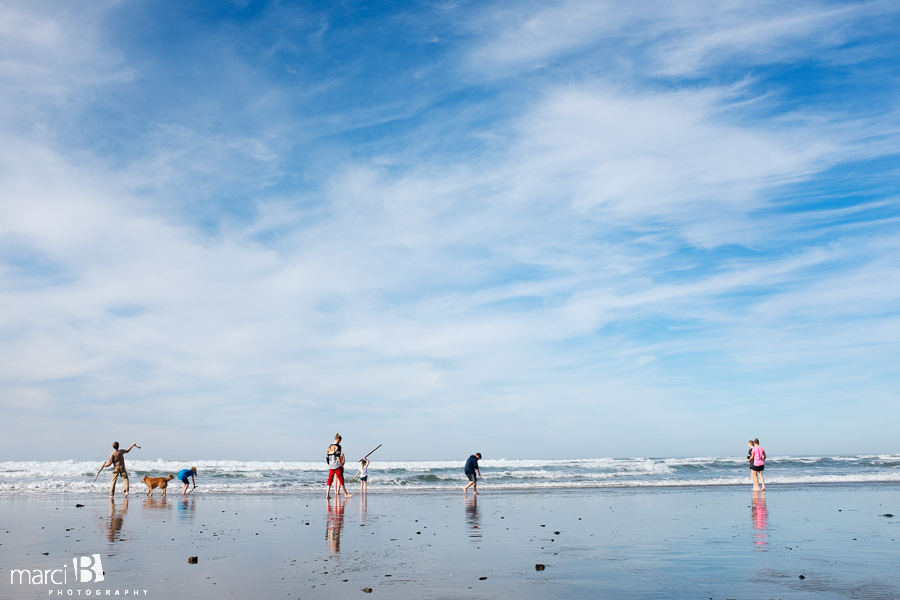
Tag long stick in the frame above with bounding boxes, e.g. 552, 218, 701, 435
92, 466, 106, 483
363, 445, 382, 460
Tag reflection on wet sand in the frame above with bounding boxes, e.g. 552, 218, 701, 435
178, 496, 196, 520
358, 494, 367, 526
104, 498, 128, 543
142, 496, 168, 511
326, 497, 346, 554
465, 495, 481, 539
751, 490, 768, 550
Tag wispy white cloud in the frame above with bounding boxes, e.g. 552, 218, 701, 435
464, 0, 900, 77
0, 0, 131, 114
464, 0, 629, 70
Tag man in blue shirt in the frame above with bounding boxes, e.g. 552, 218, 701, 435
463, 453, 482, 495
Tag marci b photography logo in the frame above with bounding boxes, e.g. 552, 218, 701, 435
9, 554, 148, 595
10, 554, 102, 586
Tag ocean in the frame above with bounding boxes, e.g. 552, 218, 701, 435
2, 454, 899, 494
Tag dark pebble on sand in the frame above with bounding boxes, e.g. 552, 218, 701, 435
362, 588, 373, 593
554, 531, 560, 535
75, 504, 84, 508
42, 552, 49, 555
188, 557, 199, 564
479, 577, 487, 580
535, 564, 545, 571
417, 532, 421, 534
883, 514, 894, 517
799, 575, 806, 580
540, 524, 545, 527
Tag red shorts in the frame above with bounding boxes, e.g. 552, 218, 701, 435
327, 467, 344, 486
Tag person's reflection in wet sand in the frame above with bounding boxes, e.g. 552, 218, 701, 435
178, 496, 196, 521
105, 497, 128, 543
358, 493, 367, 526
751, 490, 768, 550
326, 496, 346, 554
465, 495, 481, 539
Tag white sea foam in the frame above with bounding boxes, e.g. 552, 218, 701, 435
1, 455, 898, 495
2, 472, 898, 494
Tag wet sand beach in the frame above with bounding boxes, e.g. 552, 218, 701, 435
2, 485, 898, 599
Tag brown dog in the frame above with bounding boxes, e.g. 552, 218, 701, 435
141, 474, 175, 497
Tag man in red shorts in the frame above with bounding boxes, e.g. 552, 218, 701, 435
325, 434, 352, 499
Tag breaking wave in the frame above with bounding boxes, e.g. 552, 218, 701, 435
1, 455, 898, 494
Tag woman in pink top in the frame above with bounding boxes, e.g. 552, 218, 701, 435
749, 438, 766, 491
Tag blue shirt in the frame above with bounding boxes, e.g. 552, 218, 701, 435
178, 469, 194, 481
464, 455, 479, 474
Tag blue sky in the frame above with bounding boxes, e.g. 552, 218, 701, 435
1, 0, 899, 461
